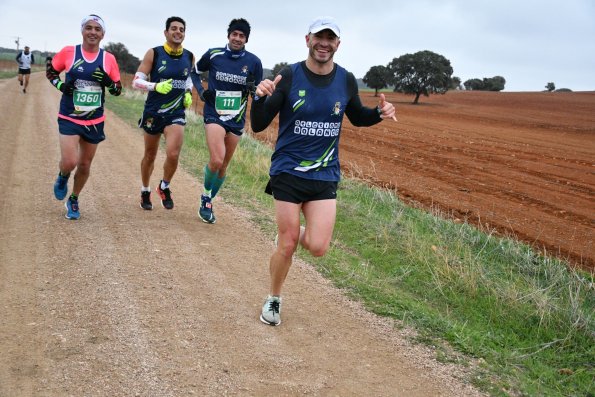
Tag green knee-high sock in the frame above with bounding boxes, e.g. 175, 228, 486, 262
203, 165, 217, 195
211, 175, 226, 198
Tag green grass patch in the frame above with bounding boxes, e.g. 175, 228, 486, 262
0, 71, 17, 79
106, 93, 594, 397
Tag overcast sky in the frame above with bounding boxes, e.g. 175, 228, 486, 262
1, 0, 594, 91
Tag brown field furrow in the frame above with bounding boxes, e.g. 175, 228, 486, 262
247, 90, 595, 270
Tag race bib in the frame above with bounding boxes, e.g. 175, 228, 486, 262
215, 90, 242, 115
73, 86, 102, 112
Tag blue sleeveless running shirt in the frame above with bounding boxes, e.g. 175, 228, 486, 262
271, 62, 349, 182
144, 46, 193, 117
59, 45, 106, 122
196, 46, 263, 130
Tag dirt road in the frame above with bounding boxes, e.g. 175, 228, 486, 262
0, 74, 484, 395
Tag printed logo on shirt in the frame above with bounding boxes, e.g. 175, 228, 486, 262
293, 120, 340, 137
73, 58, 85, 73
215, 71, 247, 85
158, 60, 167, 73
292, 99, 305, 112
331, 102, 342, 116
241, 65, 248, 74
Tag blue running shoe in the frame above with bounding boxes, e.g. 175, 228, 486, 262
65, 197, 80, 220
198, 194, 216, 224
53, 173, 69, 200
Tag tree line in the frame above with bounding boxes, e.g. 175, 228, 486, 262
357, 50, 508, 103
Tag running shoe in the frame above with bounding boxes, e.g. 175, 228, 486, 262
198, 194, 216, 224
19, 80, 23, 86
156, 184, 173, 209
23, 88, 26, 94
260, 295, 282, 326
65, 197, 80, 220
53, 173, 69, 200
140, 190, 153, 210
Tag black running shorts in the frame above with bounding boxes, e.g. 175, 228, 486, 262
265, 172, 337, 204
139, 112, 186, 135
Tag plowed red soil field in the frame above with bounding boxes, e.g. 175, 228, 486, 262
246, 90, 595, 270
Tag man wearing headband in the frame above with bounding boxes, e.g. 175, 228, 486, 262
190, 18, 263, 224
251, 17, 397, 326
16, 46, 34, 93
132, 16, 195, 211
46, 14, 122, 220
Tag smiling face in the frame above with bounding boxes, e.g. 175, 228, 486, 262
227, 30, 247, 51
306, 29, 341, 73
165, 21, 185, 46
81, 21, 104, 50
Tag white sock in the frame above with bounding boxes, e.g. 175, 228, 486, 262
141, 186, 151, 192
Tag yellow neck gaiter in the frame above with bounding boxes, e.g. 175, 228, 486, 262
164, 42, 183, 56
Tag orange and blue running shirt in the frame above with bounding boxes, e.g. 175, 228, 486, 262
52, 45, 120, 125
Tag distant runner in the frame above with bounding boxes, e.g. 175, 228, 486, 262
16, 45, 34, 93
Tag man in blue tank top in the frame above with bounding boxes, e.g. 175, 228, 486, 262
46, 15, 122, 220
133, 16, 195, 211
251, 17, 397, 326
191, 18, 263, 224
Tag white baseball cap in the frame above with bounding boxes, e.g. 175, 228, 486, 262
308, 17, 340, 37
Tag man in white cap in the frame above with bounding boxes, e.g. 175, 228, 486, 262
251, 17, 397, 326
46, 14, 122, 220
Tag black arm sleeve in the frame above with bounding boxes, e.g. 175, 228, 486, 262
250, 67, 293, 133
344, 72, 382, 127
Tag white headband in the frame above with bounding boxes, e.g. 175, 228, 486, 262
81, 15, 105, 33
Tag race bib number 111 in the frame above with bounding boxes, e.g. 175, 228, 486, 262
215, 90, 241, 115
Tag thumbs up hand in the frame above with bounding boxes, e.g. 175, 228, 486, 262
377, 93, 397, 122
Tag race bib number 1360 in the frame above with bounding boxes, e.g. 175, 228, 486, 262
73, 86, 102, 111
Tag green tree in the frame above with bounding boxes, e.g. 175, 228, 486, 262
387, 50, 453, 104
363, 65, 391, 96
464, 76, 506, 91
271, 62, 289, 78
449, 76, 462, 90
483, 75, 506, 91
464, 78, 484, 90
103, 42, 140, 74
545, 82, 556, 92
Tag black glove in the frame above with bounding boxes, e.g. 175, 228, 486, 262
92, 68, 114, 88
200, 89, 215, 106
57, 80, 75, 95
